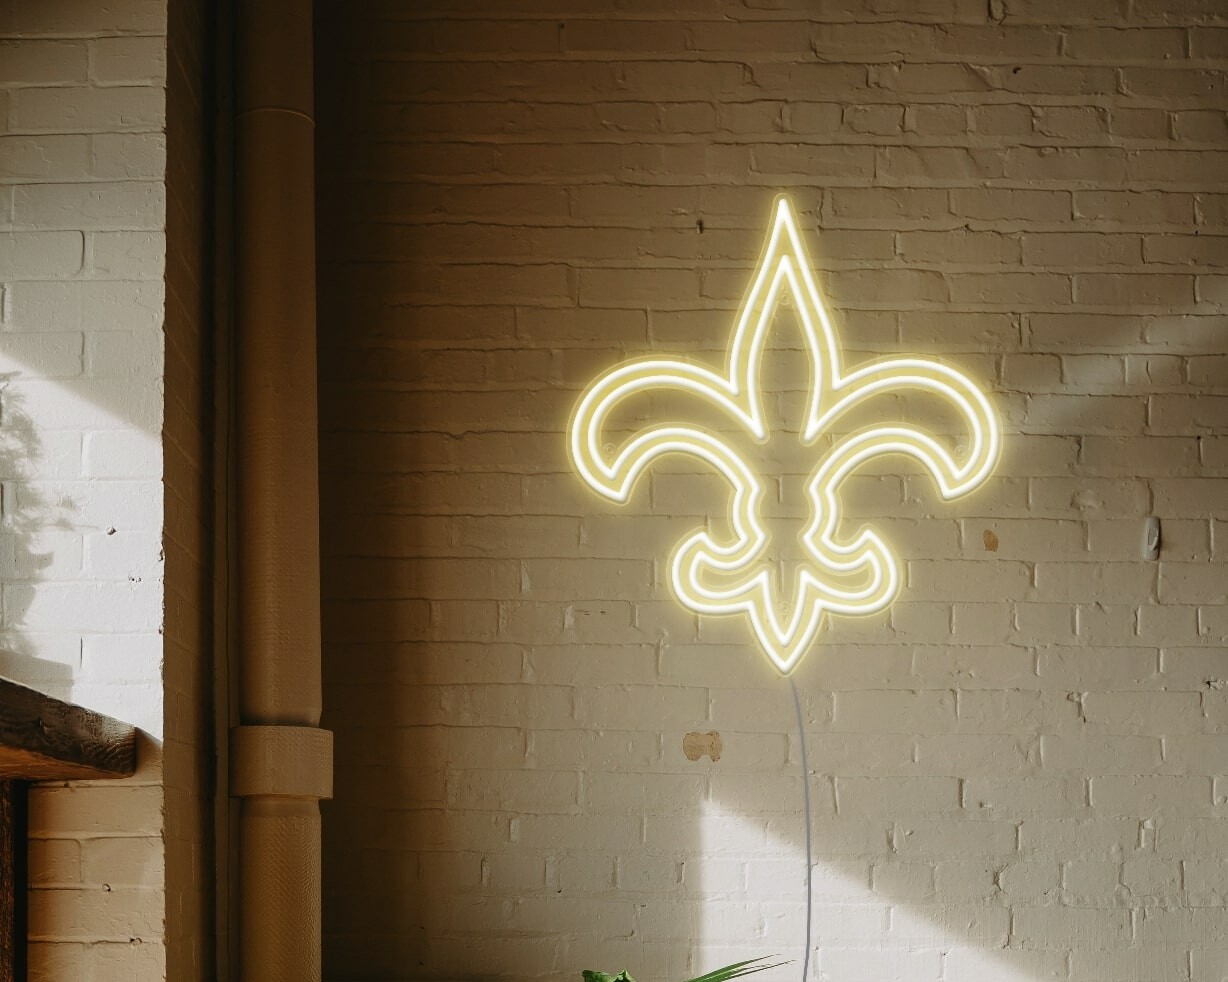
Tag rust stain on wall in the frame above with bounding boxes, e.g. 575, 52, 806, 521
683, 731, 722, 762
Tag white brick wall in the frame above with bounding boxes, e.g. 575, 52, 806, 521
1, 1, 170, 978
316, 3, 1227, 981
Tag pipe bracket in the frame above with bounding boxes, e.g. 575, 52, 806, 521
231, 725, 333, 800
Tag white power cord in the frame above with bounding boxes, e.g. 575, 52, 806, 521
788, 677, 813, 982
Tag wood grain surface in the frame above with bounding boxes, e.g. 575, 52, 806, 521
0, 678, 136, 781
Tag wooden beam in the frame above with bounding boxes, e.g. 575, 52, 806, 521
0, 680, 135, 981
0, 782, 26, 982
0, 678, 136, 782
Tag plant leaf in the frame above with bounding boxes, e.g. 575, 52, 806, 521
582, 970, 636, 982
682, 955, 789, 982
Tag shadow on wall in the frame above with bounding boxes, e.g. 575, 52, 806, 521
311, 7, 1227, 982
0, 376, 74, 696
306, 150, 1059, 982
304, 12, 1047, 979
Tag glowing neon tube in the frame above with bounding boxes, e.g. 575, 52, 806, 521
567, 195, 1001, 675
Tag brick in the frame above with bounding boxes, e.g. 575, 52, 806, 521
1176, 110, 1228, 143
89, 132, 167, 180
1065, 27, 1188, 62
1188, 353, 1228, 386
29, 785, 161, 838
949, 272, 1069, 305
894, 820, 1017, 858
0, 134, 92, 182
970, 104, 1034, 136
0, 230, 84, 278
27, 887, 163, 942
1129, 149, 1228, 184
1007, 147, 1128, 183
89, 36, 166, 83
1164, 734, 1228, 774
1139, 908, 1228, 945
825, 267, 948, 303
13, 180, 165, 230
1154, 478, 1228, 516
81, 837, 164, 887
1092, 775, 1213, 815
1075, 190, 1193, 226
27, 839, 81, 886
907, 559, 1031, 601
836, 776, 959, 815
1159, 563, 1228, 604
85, 231, 165, 281
877, 146, 1006, 183
886, 903, 1009, 946
1111, 107, 1173, 140
751, 143, 876, 180
1146, 233, 1228, 267
899, 311, 1020, 350
1023, 395, 1146, 435
1035, 105, 1109, 139
0, 330, 82, 377
9, 85, 164, 134
1081, 436, 1200, 476
1124, 68, 1228, 99
964, 777, 1081, 816
1083, 691, 1205, 734
843, 103, 904, 135
1002, 65, 1117, 95
784, 102, 842, 135
874, 63, 996, 94
898, 229, 1020, 265
1197, 193, 1228, 226
1075, 273, 1194, 306
1023, 232, 1141, 267
903, 104, 966, 135
1191, 27, 1228, 59
1062, 859, 1120, 902
0, 1, 165, 34
818, 946, 941, 981
945, 948, 1067, 982
1012, 905, 1131, 947
1035, 561, 1156, 602
449, 769, 579, 813
829, 187, 951, 222
1152, 394, 1228, 434
1148, 310, 1225, 351
0, 40, 90, 85
832, 689, 955, 733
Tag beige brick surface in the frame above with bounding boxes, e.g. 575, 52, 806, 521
2, 1, 173, 979
316, 3, 1226, 981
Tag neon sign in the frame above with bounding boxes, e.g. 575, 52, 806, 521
567, 196, 1001, 675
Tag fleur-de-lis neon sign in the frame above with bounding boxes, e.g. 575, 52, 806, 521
567, 195, 1001, 675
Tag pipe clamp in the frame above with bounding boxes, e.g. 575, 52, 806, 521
231, 724, 333, 800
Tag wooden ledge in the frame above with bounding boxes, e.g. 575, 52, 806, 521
0, 677, 136, 781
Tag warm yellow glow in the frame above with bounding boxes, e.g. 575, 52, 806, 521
567, 195, 1001, 675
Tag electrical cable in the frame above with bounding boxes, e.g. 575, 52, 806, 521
788, 676, 813, 982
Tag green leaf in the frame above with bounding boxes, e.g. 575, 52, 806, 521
681, 955, 789, 982
582, 971, 636, 982
586, 955, 784, 982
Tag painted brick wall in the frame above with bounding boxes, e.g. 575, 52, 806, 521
0, 1, 174, 978
316, 3, 1227, 981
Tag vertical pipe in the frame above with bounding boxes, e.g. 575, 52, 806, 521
232, 1, 331, 980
